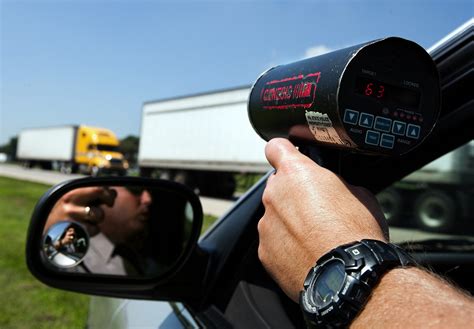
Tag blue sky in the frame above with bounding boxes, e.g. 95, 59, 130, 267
1, 0, 472, 144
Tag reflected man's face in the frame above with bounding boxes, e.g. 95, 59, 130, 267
99, 187, 152, 244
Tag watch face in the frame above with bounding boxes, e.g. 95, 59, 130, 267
311, 259, 346, 308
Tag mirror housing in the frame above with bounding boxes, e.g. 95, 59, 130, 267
26, 176, 210, 303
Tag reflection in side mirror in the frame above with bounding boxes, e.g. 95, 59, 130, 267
43, 220, 89, 268
28, 178, 202, 279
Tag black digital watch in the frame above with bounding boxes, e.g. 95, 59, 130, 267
300, 239, 414, 328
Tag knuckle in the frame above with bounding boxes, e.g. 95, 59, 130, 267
257, 243, 266, 263
262, 187, 273, 207
257, 217, 262, 232
257, 216, 266, 234
277, 160, 293, 174
63, 203, 74, 215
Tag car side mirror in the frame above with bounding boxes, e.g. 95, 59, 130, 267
26, 177, 203, 283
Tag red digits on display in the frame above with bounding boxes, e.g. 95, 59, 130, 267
377, 85, 385, 98
365, 83, 373, 96
364, 82, 385, 99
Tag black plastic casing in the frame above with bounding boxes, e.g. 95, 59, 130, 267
248, 37, 441, 156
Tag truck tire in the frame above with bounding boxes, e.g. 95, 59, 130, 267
40, 161, 52, 170
197, 172, 236, 199
173, 171, 199, 193
59, 162, 72, 174
376, 188, 403, 226
217, 173, 236, 199
173, 171, 189, 185
139, 167, 154, 178
414, 190, 457, 233
90, 166, 100, 177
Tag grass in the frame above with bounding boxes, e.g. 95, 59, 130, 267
235, 173, 264, 193
0, 176, 89, 329
201, 214, 218, 234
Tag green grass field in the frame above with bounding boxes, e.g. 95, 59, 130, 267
0, 176, 89, 329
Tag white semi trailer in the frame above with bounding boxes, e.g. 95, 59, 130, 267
138, 86, 270, 198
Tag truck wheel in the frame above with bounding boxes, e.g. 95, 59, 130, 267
173, 171, 189, 184
159, 170, 172, 180
90, 166, 100, 177
40, 161, 52, 170
414, 190, 457, 233
139, 167, 154, 178
217, 173, 236, 199
376, 188, 403, 226
197, 172, 235, 199
173, 171, 199, 193
59, 162, 72, 174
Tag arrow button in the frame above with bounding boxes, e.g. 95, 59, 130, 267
343, 109, 359, 125
392, 120, 406, 136
359, 113, 374, 128
406, 124, 420, 139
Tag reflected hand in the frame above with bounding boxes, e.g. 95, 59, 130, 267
60, 227, 76, 246
46, 186, 117, 236
257, 138, 388, 301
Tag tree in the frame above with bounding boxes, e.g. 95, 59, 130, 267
0, 136, 18, 161
119, 135, 139, 167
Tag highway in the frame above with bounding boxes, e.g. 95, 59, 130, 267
0, 163, 234, 218
0, 163, 465, 243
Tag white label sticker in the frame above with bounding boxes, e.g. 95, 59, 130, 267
305, 111, 352, 146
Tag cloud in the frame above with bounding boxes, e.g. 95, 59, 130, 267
304, 45, 332, 58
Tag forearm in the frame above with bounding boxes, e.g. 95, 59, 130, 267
53, 240, 62, 250
352, 267, 474, 328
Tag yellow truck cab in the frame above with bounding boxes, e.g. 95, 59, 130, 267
75, 126, 129, 176
17, 125, 128, 176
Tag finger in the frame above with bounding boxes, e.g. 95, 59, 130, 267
265, 138, 315, 171
99, 187, 117, 207
85, 187, 117, 206
265, 169, 276, 185
63, 204, 105, 224
65, 187, 117, 207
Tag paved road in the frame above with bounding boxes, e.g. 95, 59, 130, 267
0, 163, 466, 242
0, 163, 85, 185
0, 163, 234, 217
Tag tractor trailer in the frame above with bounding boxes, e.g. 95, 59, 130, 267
17, 125, 128, 176
377, 141, 474, 232
138, 86, 270, 198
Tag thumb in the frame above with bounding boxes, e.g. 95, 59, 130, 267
265, 138, 314, 171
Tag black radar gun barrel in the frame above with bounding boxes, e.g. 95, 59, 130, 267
248, 37, 441, 157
